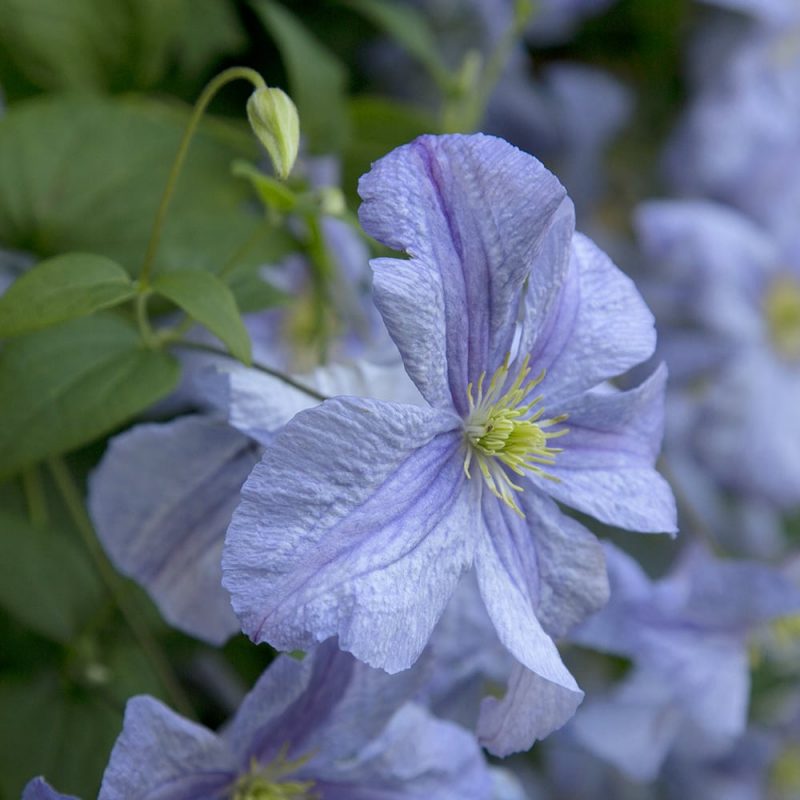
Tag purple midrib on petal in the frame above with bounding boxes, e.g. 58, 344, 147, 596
254, 432, 468, 638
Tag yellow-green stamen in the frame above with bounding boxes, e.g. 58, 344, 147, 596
764, 274, 800, 361
463, 354, 568, 516
230, 747, 317, 800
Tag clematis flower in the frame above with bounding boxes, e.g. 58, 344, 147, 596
569, 542, 800, 781
98, 640, 493, 799
223, 133, 676, 752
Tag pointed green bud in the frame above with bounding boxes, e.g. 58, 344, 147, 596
247, 87, 300, 181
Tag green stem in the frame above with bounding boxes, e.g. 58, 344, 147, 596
138, 66, 267, 286
48, 457, 196, 719
171, 340, 329, 403
135, 291, 156, 345
21, 466, 47, 527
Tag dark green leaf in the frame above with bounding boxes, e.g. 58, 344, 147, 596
0, 315, 180, 477
0, 253, 135, 338
0, 95, 263, 276
154, 270, 252, 364
0, 511, 104, 643
342, 96, 436, 202
0, 672, 121, 798
249, 0, 350, 153
0, 0, 183, 95
342, 0, 450, 87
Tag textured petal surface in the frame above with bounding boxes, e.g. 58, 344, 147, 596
477, 661, 583, 757
359, 133, 568, 414
99, 696, 234, 800
474, 493, 581, 702
89, 416, 258, 644
524, 232, 657, 407
223, 397, 473, 672
318, 703, 493, 800
529, 493, 609, 638
197, 358, 423, 446
539, 366, 677, 534
226, 641, 423, 771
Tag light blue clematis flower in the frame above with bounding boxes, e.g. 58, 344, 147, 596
569, 542, 800, 781
636, 199, 800, 512
97, 640, 493, 800
223, 134, 676, 752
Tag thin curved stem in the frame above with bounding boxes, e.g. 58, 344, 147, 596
171, 340, 330, 403
48, 457, 196, 719
139, 66, 267, 286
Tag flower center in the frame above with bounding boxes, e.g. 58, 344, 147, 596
231, 749, 317, 800
765, 274, 800, 361
463, 354, 568, 516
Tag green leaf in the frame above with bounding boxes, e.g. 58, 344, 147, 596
233, 159, 297, 213
0, 672, 121, 798
154, 269, 252, 364
0, 253, 135, 338
0, 315, 180, 477
0, 511, 104, 643
0, 0, 183, 96
249, 0, 350, 154
0, 95, 264, 277
228, 269, 291, 314
342, 0, 450, 88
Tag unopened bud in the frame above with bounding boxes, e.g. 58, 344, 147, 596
247, 87, 300, 181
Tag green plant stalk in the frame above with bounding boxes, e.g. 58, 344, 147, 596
21, 465, 48, 527
138, 66, 267, 287
48, 457, 196, 719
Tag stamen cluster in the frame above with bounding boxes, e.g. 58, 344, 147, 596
231, 751, 318, 800
463, 354, 568, 515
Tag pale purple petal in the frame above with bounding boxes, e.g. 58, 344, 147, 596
570, 670, 683, 782
226, 641, 424, 770
22, 778, 78, 800
474, 494, 582, 721
197, 359, 423, 447
530, 493, 609, 638
223, 398, 474, 673
526, 232, 657, 407
89, 416, 258, 644
478, 661, 583, 757
99, 696, 234, 800
359, 133, 568, 414
318, 703, 493, 800
540, 366, 678, 534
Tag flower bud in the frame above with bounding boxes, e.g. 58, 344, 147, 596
247, 87, 300, 181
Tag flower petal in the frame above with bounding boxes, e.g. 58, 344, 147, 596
226, 641, 424, 769
22, 778, 78, 800
89, 416, 258, 644
478, 662, 583, 757
223, 397, 473, 673
540, 365, 678, 534
359, 133, 567, 414
99, 696, 234, 800
318, 703, 493, 800
526, 232, 657, 407
197, 358, 423, 447
474, 494, 582, 715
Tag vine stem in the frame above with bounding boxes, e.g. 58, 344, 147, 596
138, 66, 267, 286
171, 340, 330, 403
48, 457, 196, 719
